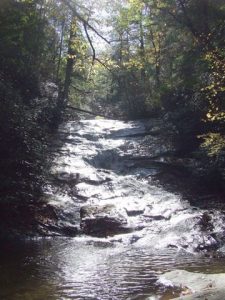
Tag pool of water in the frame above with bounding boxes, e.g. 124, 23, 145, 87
1, 237, 225, 300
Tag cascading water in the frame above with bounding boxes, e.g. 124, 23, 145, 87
1, 119, 225, 300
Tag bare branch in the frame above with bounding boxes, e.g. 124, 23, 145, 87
67, 105, 111, 118
83, 22, 118, 78
83, 23, 96, 64
63, 0, 111, 44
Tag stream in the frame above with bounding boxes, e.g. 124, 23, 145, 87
1, 119, 225, 300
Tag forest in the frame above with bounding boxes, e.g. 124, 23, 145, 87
1, 0, 225, 209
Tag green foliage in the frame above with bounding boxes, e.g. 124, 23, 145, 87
0, 80, 45, 201
200, 133, 225, 157
0, 0, 60, 204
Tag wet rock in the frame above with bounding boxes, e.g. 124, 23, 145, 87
167, 244, 179, 249
144, 205, 172, 220
80, 204, 132, 237
198, 212, 214, 231
86, 240, 115, 248
125, 208, 145, 217
60, 225, 79, 236
158, 270, 225, 300
56, 172, 80, 185
129, 234, 142, 244
71, 190, 89, 201
195, 234, 219, 252
83, 177, 112, 186
37, 220, 79, 237
144, 214, 169, 221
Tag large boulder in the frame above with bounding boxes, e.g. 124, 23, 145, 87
157, 270, 225, 300
80, 204, 132, 237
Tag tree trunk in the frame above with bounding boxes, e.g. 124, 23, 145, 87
53, 16, 76, 126
56, 20, 65, 83
62, 16, 77, 105
139, 12, 146, 82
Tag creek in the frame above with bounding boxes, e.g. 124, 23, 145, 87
1, 119, 225, 300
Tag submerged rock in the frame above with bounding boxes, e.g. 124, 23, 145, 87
80, 204, 132, 237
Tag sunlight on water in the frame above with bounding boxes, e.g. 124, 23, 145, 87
1, 119, 225, 300
1, 237, 225, 300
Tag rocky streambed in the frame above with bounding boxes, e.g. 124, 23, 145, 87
1, 118, 225, 300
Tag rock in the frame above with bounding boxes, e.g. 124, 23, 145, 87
158, 270, 225, 300
86, 240, 115, 248
198, 212, 214, 231
40, 81, 58, 98
144, 214, 169, 221
80, 204, 132, 237
125, 208, 145, 217
56, 172, 80, 184
37, 222, 79, 237
83, 177, 112, 186
60, 225, 79, 237
71, 190, 89, 201
195, 234, 219, 252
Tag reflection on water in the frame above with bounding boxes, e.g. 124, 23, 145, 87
1, 119, 225, 300
1, 237, 225, 300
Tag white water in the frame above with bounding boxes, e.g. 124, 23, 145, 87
1, 119, 225, 300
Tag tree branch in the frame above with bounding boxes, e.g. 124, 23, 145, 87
67, 105, 111, 118
83, 23, 96, 64
63, 0, 110, 44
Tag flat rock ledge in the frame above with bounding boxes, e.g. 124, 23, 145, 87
157, 269, 225, 299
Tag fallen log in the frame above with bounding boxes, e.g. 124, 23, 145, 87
66, 105, 110, 118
